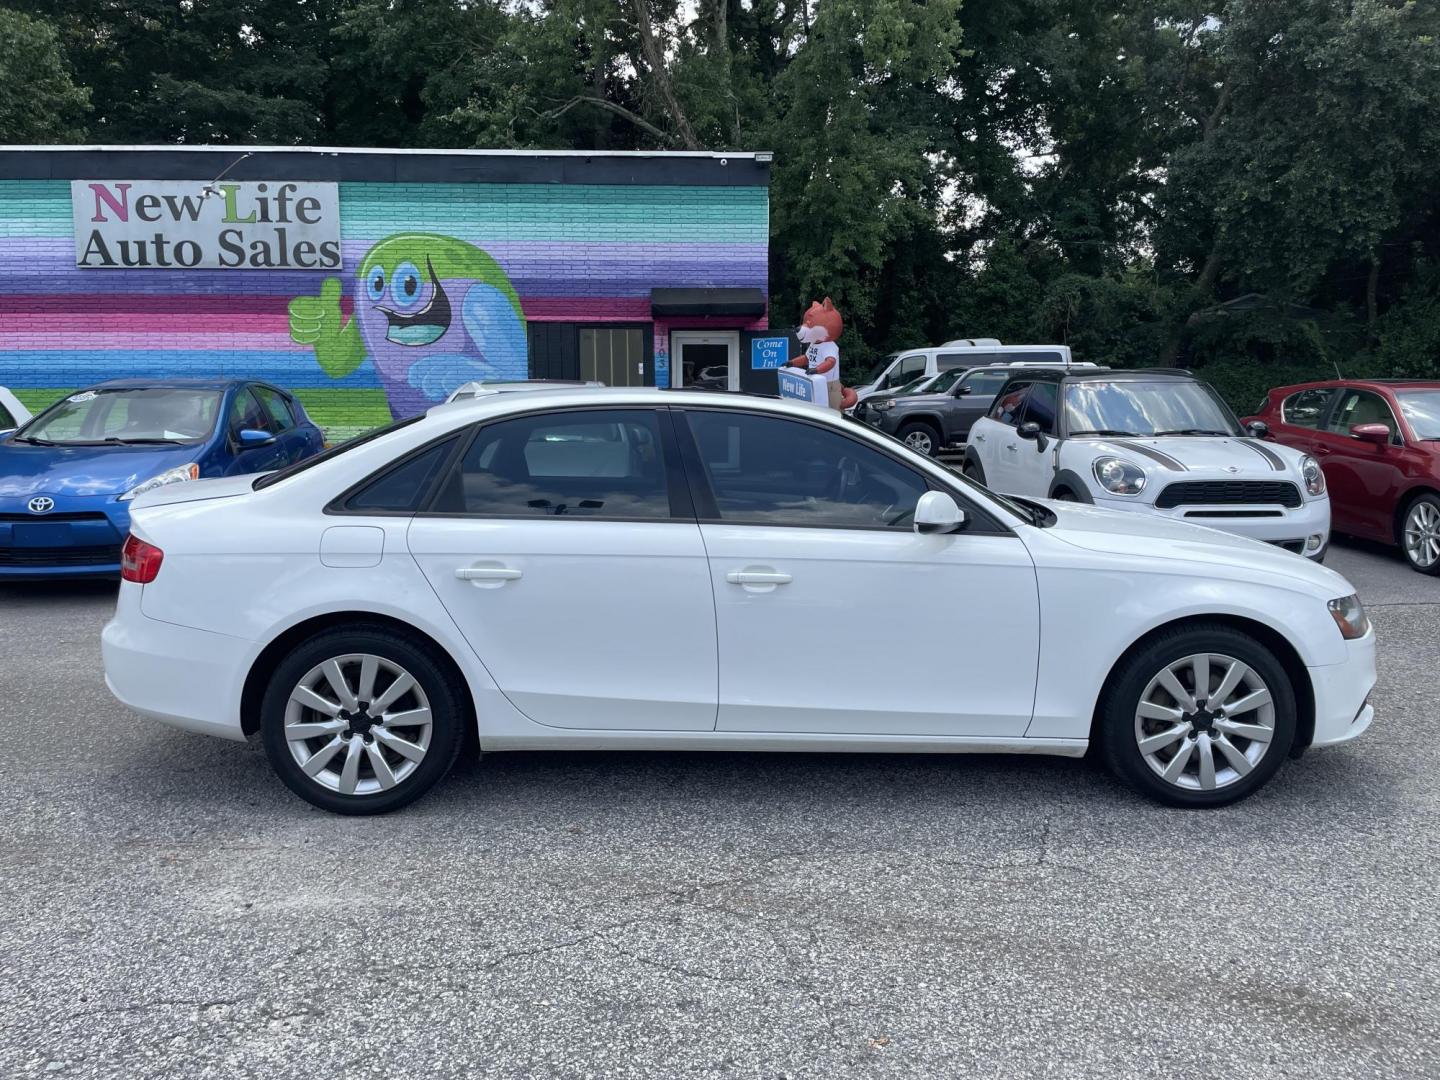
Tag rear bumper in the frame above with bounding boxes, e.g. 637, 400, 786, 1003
1307, 629, 1377, 749
101, 583, 250, 741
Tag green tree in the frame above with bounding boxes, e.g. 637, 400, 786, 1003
0, 8, 89, 142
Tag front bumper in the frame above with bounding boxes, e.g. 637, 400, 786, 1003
1307, 628, 1377, 748
102, 583, 251, 741
0, 493, 129, 577
1091, 493, 1331, 559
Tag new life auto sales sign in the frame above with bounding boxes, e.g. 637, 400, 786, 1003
72, 181, 342, 270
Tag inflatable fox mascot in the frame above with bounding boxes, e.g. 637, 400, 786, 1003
790, 297, 857, 410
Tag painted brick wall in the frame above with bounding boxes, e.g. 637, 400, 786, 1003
0, 176, 769, 439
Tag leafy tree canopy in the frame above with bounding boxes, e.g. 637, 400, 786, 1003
10, 0, 1440, 403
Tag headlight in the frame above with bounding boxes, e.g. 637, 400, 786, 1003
120, 463, 199, 501
1327, 594, 1370, 640
1092, 456, 1147, 496
1301, 454, 1327, 497
872, 399, 896, 411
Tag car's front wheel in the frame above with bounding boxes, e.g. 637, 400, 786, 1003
1097, 624, 1297, 807
1400, 493, 1440, 575
260, 627, 466, 815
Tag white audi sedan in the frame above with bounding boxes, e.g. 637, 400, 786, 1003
102, 388, 1376, 814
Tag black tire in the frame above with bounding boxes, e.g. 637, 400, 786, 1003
260, 626, 467, 815
1053, 489, 1078, 502
1097, 623, 1297, 808
897, 421, 941, 457
962, 457, 987, 485
1398, 492, 1440, 575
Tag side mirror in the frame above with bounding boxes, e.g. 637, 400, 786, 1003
914, 490, 966, 535
1246, 419, 1270, 438
1017, 420, 1049, 452
955, 384, 972, 396
1350, 422, 1391, 445
237, 427, 276, 447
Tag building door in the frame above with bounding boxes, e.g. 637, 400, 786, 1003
672, 331, 740, 392
579, 327, 650, 387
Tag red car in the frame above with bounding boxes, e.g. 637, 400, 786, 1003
1246, 379, 1440, 573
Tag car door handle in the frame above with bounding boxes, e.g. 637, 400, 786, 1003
725, 569, 792, 586
973, 433, 985, 443
1315, 445, 1331, 455
455, 565, 523, 584
1006, 443, 1019, 452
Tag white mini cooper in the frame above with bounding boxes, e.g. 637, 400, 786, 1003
964, 368, 1331, 560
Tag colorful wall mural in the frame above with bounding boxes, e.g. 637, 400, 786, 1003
0, 160, 769, 439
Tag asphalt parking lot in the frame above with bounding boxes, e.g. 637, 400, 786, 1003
2, 538, 1438, 1079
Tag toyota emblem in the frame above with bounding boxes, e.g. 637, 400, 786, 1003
27, 496, 54, 514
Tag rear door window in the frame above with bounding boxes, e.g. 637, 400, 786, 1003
430, 409, 676, 519
1281, 388, 1336, 429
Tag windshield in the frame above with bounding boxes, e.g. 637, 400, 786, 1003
16, 387, 222, 445
1064, 379, 1240, 437
1396, 391, 1440, 440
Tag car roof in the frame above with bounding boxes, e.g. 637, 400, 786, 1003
87, 377, 252, 391
1272, 378, 1440, 394
426, 385, 844, 421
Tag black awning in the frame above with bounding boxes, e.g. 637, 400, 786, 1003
651, 288, 766, 318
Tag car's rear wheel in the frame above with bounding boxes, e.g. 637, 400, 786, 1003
1400, 494, 1440, 575
898, 422, 940, 457
260, 627, 466, 815
962, 458, 987, 485
1097, 624, 1296, 807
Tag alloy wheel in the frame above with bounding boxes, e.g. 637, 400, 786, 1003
1133, 652, 1275, 792
283, 653, 433, 796
1404, 500, 1440, 569
904, 430, 935, 455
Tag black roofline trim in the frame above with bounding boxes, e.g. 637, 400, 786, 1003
0, 147, 771, 187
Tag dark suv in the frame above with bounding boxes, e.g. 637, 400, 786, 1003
855, 366, 1014, 456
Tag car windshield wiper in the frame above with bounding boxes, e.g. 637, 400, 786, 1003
12, 435, 59, 446
1069, 428, 1143, 438
98, 436, 185, 445
1155, 429, 1232, 437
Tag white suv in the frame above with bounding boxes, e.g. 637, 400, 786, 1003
964, 368, 1332, 559
852, 341, 1073, 405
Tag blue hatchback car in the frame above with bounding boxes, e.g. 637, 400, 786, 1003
0, 379, 324, 578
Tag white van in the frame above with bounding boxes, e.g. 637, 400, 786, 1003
851, 340, 1073, 405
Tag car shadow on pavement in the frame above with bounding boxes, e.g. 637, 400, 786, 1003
0, 579, 119, 606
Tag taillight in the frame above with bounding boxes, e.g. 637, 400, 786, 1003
120, 534, 164, 583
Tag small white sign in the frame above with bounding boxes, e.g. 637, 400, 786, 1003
72, 180, 342, 270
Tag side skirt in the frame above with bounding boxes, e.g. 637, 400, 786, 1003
479, 731, 1089, 757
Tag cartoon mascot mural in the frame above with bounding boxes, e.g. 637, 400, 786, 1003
790, 297, 856, 410
289, 233, 527, 419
